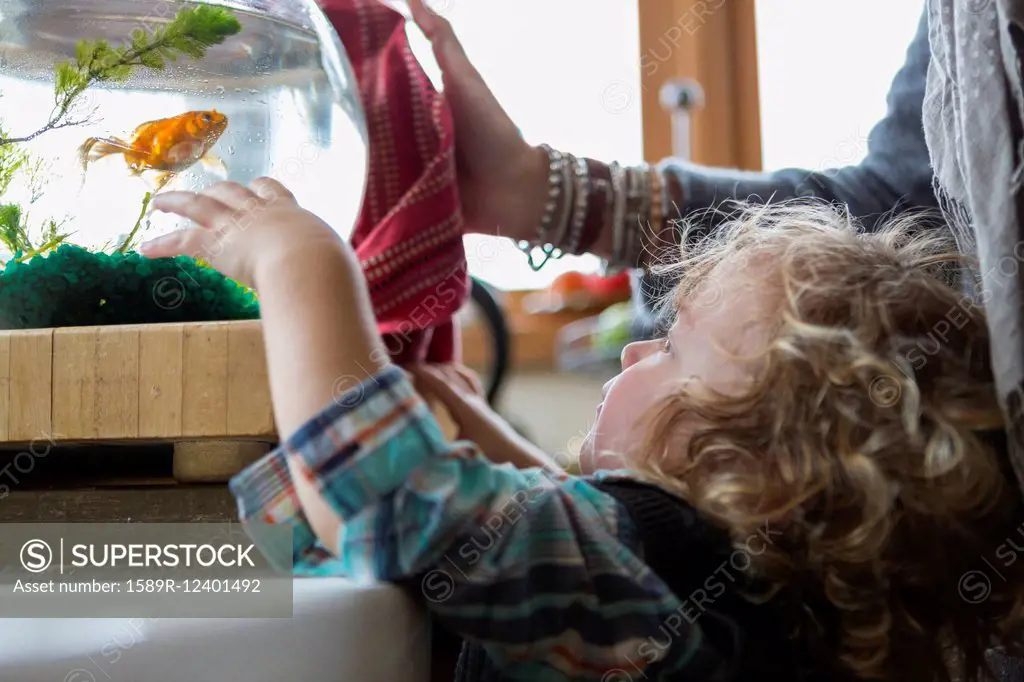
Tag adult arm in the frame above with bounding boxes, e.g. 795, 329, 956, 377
403, 0, 935, 309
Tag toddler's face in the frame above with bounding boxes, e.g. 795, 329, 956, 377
579, 256, 771, 474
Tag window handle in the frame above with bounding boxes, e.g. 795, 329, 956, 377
659, 78, 705, 161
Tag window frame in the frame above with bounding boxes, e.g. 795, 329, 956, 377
638, 0, 763, 170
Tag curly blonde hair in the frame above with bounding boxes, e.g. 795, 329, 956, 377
634, 202, 1024, 682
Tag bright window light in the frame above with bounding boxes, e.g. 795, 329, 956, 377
754, 1, 924, 172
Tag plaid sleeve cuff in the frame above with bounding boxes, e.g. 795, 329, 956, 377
228, 447, 323, 572
228, 363, 411, 573
281, 363, 423, 465
280, 363, 453, 524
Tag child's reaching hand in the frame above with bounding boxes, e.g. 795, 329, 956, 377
138, 178, 345, 290
139, 177, 389, 442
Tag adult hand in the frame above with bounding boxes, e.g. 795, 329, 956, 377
408, 0, 549, 243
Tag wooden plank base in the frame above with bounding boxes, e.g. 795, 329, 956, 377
173, 440, 273, 483
0, 440, 276, 488
0, 321, 280, 524
0, 320, 465, 525
0, 321, 276, 444
0, 486, 238, 523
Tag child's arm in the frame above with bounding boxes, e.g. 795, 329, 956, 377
252, 239, 388, 439
140, 179, 389, 562
248, 252, 704, 678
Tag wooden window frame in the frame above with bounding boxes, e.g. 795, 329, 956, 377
639, 0, 763, 170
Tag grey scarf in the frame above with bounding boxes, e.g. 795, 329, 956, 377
923, 0, 1024, 488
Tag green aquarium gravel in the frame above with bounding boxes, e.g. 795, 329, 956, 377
0, 244, 259, 330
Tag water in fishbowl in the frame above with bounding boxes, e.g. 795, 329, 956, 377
0, 0, 369, 257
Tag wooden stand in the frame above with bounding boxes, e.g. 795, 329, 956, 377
0, 320, 274, 522
172, 441, 272, 483
1, 320, 277, 444
0, 319, 462, 523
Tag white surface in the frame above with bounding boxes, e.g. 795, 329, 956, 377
0, 578, 430, 682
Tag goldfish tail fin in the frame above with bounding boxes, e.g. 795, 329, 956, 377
78, 136, 133, 169
77, 137, 133, 192
75, 139, 97, 194
77, 139, 93, 168
76, 138, 98, 189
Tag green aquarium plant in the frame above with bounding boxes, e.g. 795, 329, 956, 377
0, 5, 260, 330
0, 5, 243, 147
0, 122, 74, 264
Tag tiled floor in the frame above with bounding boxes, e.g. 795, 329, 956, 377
492, 369, 610, 462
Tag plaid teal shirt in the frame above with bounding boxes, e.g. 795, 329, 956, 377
229, 364, 707, 680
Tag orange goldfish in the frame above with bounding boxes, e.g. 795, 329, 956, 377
78, 110, 229, 193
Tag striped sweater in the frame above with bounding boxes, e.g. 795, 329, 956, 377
228, 363, 718, 680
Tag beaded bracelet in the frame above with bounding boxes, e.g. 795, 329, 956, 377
617, 164, 645, 271
636, 166, 650, 262
518, 144, 568, 271
550, 151, 575, 255
609, 161, 627, 266
618, 167, 635, 271
631, 165, 649, 267
577, 162, 611, 255
564, 155, 590, 254
518, 147, 670, 272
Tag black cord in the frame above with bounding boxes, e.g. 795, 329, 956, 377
468, 277, 510, 407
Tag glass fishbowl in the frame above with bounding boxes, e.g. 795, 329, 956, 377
0, 0, 368, 255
